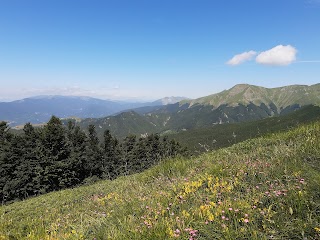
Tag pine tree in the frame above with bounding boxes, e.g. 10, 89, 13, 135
2, 134, 25, 201
133, 137, 148, 172
41, 116, 70, 192
0, 122, 13, 202
66, 122, 88, 184
20, 123, 43, 197
101, 129, 120, 179
85, 124, 102, 180
120, 135, 136, 176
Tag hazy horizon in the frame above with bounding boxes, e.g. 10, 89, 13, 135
1, 82, 320, 103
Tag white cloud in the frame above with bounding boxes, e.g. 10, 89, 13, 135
227, 50, 257, 65
256, 45, 297, 66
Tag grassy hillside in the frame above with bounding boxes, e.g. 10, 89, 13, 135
169, 105, 320, 153
1, 122, 320, 239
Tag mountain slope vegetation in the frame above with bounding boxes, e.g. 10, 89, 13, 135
1, 121, 319, 239
169, 105, 320, 153
73, 84, 320, 139
183, 83, 320, 109
144, 83, 320, 131
71, 111, 159, 139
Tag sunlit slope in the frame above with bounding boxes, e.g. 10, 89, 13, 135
1, 122, 320, 239
183, 83, 320, 109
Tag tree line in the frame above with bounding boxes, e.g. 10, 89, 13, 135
0, 116, 187, 203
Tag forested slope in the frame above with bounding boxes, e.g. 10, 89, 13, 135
0, 116, 186, 203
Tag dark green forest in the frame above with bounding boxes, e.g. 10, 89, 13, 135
169, 105, 320, 153
0, 116, 187, 203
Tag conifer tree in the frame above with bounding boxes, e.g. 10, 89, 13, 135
101, 129, 120, 179
121, 135, 136, 175
0, 122, 12, 202
20, 123, 43, 197
41, 116, 70, 191
85, 124, 102, 179
2, 134, 25, 200
65, 121, 87, 185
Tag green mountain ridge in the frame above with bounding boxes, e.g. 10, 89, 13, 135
183, 83, 320, 110
65, 83, 320, 139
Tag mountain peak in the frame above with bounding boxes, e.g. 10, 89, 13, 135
187, 83, 320, 109
229, 84, 252, 96
231, 83, 251, 89
154, 96, 189, 105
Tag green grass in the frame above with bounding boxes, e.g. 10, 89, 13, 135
1, 122, 320, 239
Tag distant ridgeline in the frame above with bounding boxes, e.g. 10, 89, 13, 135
68, 83, 320, 139
0, 116, 187, 203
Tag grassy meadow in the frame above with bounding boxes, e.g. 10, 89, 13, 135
1, 122, 320, 239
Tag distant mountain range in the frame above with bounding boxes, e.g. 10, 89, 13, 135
2, 83, 320, 135
0, 95, 187, 126
69, 83, 320, 138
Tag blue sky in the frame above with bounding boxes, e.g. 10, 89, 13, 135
0, 0, 319, 101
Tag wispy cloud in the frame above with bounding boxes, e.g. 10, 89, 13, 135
227, 45, 298, 66
226, 51, 257, 66
0, 86, 158, 102
256, 45, 297, 66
